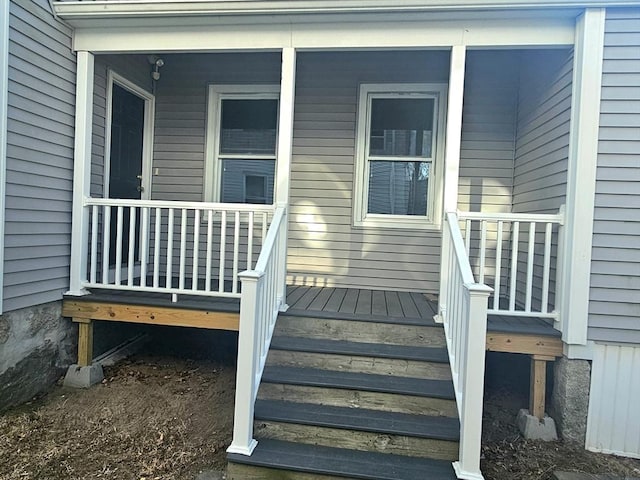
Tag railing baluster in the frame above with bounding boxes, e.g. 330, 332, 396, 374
232, 211, 240, 294
101, 205, 111, 285
166, 208, 174, 289
179, 208, 187, 291
479, 220, 487, 284
127, 207, 136, 286
205, 210, 213, 292
140, 207, 149, 287
247, 211, 254, 270
219, 210, 227, 293
90, 205, 98, 284
541, 222, 553, 314
525, 222, 536, 312
494, 221, 503, 311
153, 207, 161, 288
465, 219, 471, 255
192, 209, 200, 291
115, 206, 124, 285
509, 221, 519, 312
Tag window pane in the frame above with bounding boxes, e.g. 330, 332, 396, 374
368, 161, 430, 216
369, 98, 434, 157
221, 159, 275, 204
220, 99, 278, 155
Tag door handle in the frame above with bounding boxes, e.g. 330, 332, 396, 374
137, 185, 145, 192
136, 175, 143, 180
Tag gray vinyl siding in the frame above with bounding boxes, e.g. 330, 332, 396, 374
513, 49, 573, 214
3, 0, 75, 312
148, 50, 520, 293
91, 54, 152, 197
152, 53, 281, 202
288, 51, 517, 292
588, 8, 640, 344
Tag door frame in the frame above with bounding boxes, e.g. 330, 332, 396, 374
104, 69, 155, 200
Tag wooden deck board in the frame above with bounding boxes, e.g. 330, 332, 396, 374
385, 291, 404, 317
323, 288, 347, 313
307, 287, 334, 311
371, 290, 387, 316
355, 289, 372, 316
340, 289, 359, 315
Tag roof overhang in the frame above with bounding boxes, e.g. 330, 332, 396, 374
52, 0, 640, 21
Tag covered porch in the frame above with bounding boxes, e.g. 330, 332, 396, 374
58, 5, 604, 478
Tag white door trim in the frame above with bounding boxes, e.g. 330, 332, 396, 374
104, 69, 155, 200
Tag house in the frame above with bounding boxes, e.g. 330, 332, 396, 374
0, 0, 638, 478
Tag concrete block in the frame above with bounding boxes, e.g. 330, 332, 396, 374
550, 356, 591, 443
63, 363, 104, 388
517, 408, 558, 441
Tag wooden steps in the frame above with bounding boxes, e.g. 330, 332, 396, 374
227, 312, 458, 479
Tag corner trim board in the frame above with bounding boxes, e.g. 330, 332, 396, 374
0, 0, 9, 314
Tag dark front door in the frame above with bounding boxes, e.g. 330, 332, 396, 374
109, 83, 145, 265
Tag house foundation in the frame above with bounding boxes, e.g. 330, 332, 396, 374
0, 302, 75, 411
550, 356, 591, 443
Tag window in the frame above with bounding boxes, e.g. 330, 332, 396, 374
354, 84, 446, 229
205, 86, 279, 204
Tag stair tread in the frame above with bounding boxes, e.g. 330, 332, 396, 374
262, 365, 455, 399
228, 438, 457, 480
255, 399, 460, 440
270, 335, 449, 362
282, 309, 440, 327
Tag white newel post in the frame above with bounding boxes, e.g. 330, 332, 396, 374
438, 45, 467, 322
228, 270, 263, 455
275, 47, 296, 310
67, 51, 95, 296
454, 284, 492, 480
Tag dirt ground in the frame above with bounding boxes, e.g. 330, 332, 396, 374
1, 352, 640, 480
0, 356, 234, 480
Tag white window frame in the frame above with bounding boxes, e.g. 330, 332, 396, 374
103, 69, 155, 200
204, 84, 280, 203
353, 83, 447, 230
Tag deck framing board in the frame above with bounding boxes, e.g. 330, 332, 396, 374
63, 300, 239, 331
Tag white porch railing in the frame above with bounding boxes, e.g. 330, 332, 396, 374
83, 197, 274, 298
227, 206, 287, 455
458, 209, 565, 320
440, 212, 492, 480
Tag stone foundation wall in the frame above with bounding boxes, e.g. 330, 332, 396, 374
550, 356, 591, 444
0, 302, 75, 411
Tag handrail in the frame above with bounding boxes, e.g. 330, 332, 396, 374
84, 196, 275, 213
227, 206, 287, 456
441, 211, 492, 480
457, 207, 565, 319
81, 197, 274, 299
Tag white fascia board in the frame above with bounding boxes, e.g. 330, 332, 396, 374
0, 0, 9, 314
52, 0, 640, 19
71, 15, 575, 52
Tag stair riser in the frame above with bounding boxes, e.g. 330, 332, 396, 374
228, 463, 363, 480
275, 317, 446, 347
258, 383, 458, 417
255, 421, 459, 461
266, 350, 452, 380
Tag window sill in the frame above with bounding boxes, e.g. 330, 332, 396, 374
354, 215, 441, 231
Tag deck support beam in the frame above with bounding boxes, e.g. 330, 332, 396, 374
530, 354, 554, 420
75, 318, 94, 367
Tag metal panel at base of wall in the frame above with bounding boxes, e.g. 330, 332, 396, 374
586, 343, 640, 459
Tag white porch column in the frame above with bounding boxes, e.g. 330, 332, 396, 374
438, 45, 467, 321
560, 8, 605, 345
67, 51, 95, 295
275, 47, 296, 310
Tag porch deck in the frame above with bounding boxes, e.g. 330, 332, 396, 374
62, 284, 561, 343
